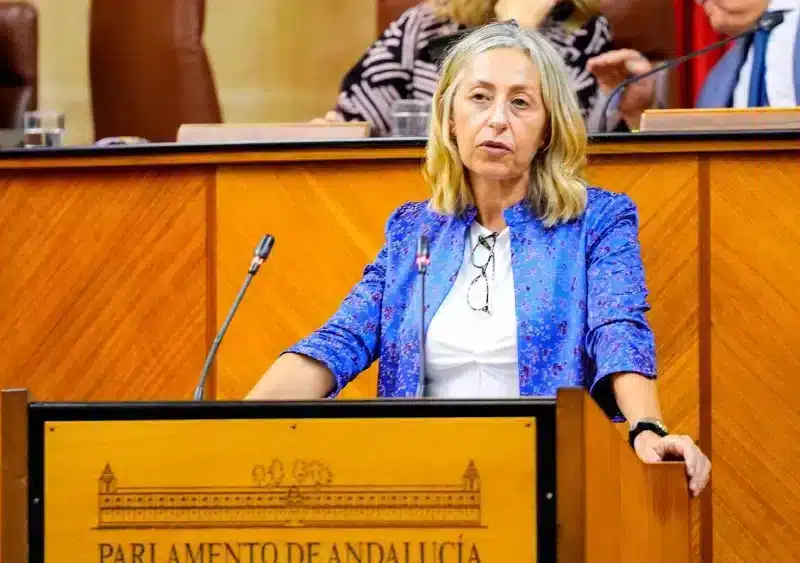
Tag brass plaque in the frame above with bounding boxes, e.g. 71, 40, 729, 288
44, 417, 536, 562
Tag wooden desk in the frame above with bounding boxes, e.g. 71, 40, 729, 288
0, 132, 798, 562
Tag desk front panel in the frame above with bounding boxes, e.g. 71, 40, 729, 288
0, 166, 213, 401
0, 139, 797, 562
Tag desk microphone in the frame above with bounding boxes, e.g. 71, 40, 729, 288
598, 10, 787, 132
192, 234, 276, 400
415, 235, 430, 396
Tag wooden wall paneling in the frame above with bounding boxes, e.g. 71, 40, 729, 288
0, 167, 214, 400
0, 147, 427, 172
0, 389, 29, 563
557, 388, 691, 563
214, 159, 428, 400
205, 167, 219, 400
587, 154, 704, 562
587, 155, 701, 434
0, 140, 796, 562
697, 155, 712, 563
709, 153, 800, 562
214, 154, 706, 426
0, 137, 794, 172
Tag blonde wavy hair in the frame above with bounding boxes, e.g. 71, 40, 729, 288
428, 0, 601, 28
423, 21, 588, 226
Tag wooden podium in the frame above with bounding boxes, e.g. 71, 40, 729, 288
1, 387, 690, 563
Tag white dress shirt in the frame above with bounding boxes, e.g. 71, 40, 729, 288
733, 0, 800, 107
423, 222, 520, 398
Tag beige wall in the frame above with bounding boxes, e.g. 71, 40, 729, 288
205, 0, 376, 124
25, 0, 376, 146
26, 0, 92, 145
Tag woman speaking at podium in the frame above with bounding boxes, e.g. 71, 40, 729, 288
247, 21, 710, 495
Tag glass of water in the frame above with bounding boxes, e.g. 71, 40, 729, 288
391, 99, 431, 137
23, 111, 66, 148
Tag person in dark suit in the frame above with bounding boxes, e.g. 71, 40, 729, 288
586, 0, 799, 130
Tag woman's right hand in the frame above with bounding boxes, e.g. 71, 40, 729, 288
586, 49, 656, 130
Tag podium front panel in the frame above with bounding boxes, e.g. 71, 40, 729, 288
27, 400, 556, 563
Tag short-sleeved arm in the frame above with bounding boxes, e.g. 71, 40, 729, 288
584, 193, 656, 418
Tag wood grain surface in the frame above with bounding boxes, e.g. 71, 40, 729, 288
0, 140, 797, 562
557, 387, 691, 563
0, 135, 793, 171
588, 155, 704, 560
214, 159, 428, 399
708, 153, 800, 562
0, 167, 213, 400
0, 389, 28, 563
214, 155, 704, 407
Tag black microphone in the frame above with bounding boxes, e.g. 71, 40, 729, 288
598, 10, 787, 133
415, 235, 430, 396
193, 234, 276, 400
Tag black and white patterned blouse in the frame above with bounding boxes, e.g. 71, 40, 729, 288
333, 3, 613, 136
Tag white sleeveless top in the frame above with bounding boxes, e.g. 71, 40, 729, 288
423, 222, 520, 398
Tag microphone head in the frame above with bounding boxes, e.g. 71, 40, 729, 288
255, 234, 275, 260
416, 235, 430, 274
249, 234, 275, 275
758, 10, 786, 31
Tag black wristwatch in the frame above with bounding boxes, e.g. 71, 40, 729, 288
628, 418, 669, 448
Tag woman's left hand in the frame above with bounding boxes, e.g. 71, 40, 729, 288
494, 0, 559, 29
634, 431, 711, 497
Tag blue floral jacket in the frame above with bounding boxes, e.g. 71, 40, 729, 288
286, 187, 656, 419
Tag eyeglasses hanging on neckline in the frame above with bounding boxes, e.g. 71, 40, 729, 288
467, 232, 499, 314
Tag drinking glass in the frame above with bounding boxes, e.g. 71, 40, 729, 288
391, 99, 431, 137
23, 111, 66, 148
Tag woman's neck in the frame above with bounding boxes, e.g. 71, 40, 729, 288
470, 173, 529, 232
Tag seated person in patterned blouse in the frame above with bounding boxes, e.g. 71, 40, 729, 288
312, 0, 613, 135
249, 21, 711, 497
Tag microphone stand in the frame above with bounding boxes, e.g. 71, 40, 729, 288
193, 235, 275, 400
416, 235, 430, 397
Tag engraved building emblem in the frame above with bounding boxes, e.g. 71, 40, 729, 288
97, 460, 483, 530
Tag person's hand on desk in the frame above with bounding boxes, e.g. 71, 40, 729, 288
310, 111, 346, 125
586, 49, 656, 130
634, 431, 711, 497
613, 373, 710, 497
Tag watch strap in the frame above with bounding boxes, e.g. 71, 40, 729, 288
628, 419, 669, 448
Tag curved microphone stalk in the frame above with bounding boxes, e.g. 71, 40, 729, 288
599, 10, 787, 133
416, 235, 430, 397
193, 234, 276, 400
